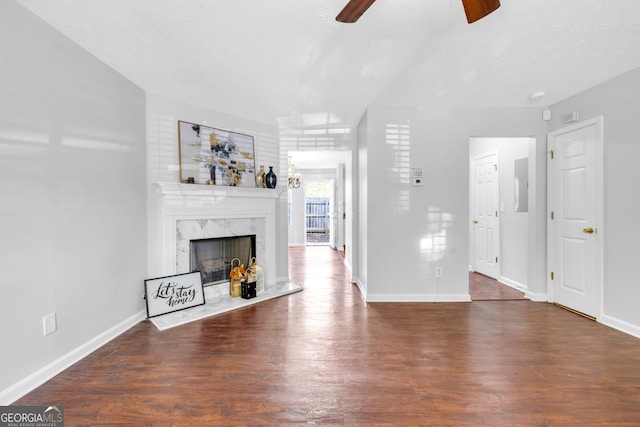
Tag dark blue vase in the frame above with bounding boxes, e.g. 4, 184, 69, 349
265, 166, 277, 189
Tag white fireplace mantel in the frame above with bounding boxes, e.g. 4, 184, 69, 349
153, 182, 279, 201
148, 182, 281, 289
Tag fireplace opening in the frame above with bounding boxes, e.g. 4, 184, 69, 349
189, 235, 256, 286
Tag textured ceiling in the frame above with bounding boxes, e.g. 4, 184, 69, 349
15, 0, 640, 131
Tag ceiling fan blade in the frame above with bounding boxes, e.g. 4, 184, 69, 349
336, 0, 377, 23
461, 0, 500, 23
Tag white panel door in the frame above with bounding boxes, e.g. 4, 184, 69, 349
473, 153, 499, 279
549, 118, 601, 318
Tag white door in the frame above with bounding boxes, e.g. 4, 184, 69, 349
472, 153, 500, 278
548, 117, 602, 318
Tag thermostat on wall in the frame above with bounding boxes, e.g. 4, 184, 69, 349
411, 168, 424, 186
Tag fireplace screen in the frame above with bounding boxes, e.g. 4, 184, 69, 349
189, 235, 256, 286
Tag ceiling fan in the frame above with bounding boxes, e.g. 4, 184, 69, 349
336, 0, 500, 24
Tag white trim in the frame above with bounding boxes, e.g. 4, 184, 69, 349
343, 258, 353, 276
366, 293, 471, 303
154, 182, 279, 199
546, 116, 604, 319
600, 314, 640, 340
498, 276, 527, 292
354, 278, 366, 301
0, 310, 146, 405
525, 291, 548, 302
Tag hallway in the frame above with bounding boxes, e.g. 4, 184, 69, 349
15, 246, 640, 425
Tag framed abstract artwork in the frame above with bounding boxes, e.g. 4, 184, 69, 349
177, 120, 256, 187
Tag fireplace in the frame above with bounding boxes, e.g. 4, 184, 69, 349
190, 235, 256, 286
149, 182, 281, 300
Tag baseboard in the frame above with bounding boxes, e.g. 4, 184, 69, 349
599, 313, 640, 340
343, 258, 353, 275
525, 291, 548, 302
0, 310, 146, 405
498, 276, 527, 292
354, 278, 366, 301
366, 293, 472, 303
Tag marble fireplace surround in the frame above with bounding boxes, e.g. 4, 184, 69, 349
149, 183, 303, 330
177, 218, 263, 298
150, 182, 279, 298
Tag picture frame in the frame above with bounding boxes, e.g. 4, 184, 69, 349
177, 120, 256, 187
144, 271, 206, 318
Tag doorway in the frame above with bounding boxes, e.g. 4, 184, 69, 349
305, 179, 332, 246
286, 150, 349, 252
469, 137, 532, 296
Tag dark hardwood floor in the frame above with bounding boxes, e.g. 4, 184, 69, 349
469, 271, 527, 301
14, 247, 640, 425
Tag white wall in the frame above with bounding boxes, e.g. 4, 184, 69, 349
335, 163, 346, 251
361, 105, 547, 301
547, 67, 640, 337
344, 150, 356, 280
356, 112, 368, 295
0, 0, 147, 403
469, 138, 530, 290
288, 184, 306, 247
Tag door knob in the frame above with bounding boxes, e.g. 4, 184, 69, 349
583, 227, 595, 234
472, 220, 478, 224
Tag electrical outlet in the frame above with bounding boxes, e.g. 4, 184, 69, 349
435, 267, 443, 278
43, 312, 57, 336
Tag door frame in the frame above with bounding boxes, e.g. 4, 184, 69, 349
546, 116, 604, 319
